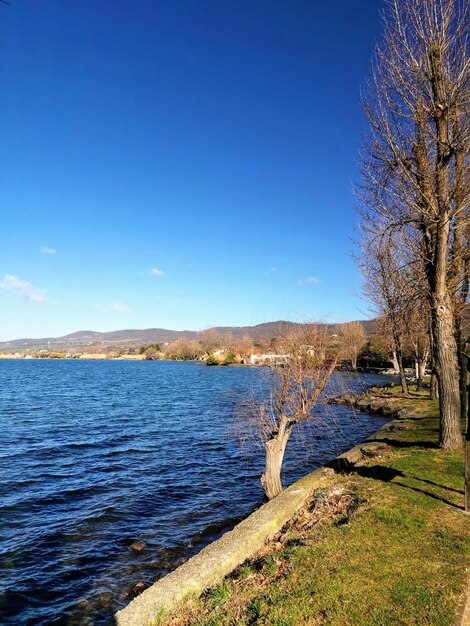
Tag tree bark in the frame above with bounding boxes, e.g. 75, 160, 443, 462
465, 349, 470, 513
261, 430, 291, 500
428, 329, 438, 399
457, 330, 469, 423
417, 359, 426, 392
397, 356, 409, 395
428, 45, 462, 450
462, 341, 469, 435
432, 297, 462, 449
431, 374, 438, 400
449, 111, 469, 425
414, 337, 427, 392
392, 331, 408, 395
466, 423, 470, 513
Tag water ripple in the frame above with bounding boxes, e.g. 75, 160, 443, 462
0, 360, 390, 624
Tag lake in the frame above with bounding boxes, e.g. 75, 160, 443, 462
0, 360, 390, 624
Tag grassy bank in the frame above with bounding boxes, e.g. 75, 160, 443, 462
159, 389, 469, 626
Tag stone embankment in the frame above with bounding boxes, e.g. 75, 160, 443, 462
115, 466, 333, 626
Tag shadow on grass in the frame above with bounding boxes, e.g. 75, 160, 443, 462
368, 437, 439, 449
342, 464, 463, 510
348, 465, 404, 482
405, 396, 434, 402
408, 475, 464, 495
393, 415, 433, 421
394, 482, 463, 509
407, 392, 433, 398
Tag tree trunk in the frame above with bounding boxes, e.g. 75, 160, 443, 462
397, 358, 409, 395
458, 333, 469, 424
417, 359, 426, 392
427, 46, 462, 450
261, 431, 291, 500
432, 298, 462, 449
462, 340, 469, 432
431, 374, 438, 400
393, 333, 408, 394
466, 423, 470, 514
428, 329, 438, 399
414, 337, 427, 392
465, 350, 470, 513
392, 351, 399, 373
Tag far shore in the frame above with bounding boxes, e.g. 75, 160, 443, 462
0, 353, 394, 375
0, 353, 145, 360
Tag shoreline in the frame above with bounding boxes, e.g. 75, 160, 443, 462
115, 386, 469, 626
1, 364, 390, 625
0, 355, 396, 377
115, 387, 398, 625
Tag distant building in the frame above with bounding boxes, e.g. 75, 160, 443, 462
249, 353, 288, 365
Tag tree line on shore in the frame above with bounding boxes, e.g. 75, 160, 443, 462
241, 0, 469, 501
355, 0, 469, 452
26, 321, 406, 370
22, 316, 463, 381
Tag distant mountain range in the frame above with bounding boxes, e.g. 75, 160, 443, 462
4, 302, 467, 352
0, 319, 380, 350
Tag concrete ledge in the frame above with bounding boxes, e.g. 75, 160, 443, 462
115, 467, 329, 626
328, 419, 398, 471
455, 576, 470, 626
115, 414, 401, 626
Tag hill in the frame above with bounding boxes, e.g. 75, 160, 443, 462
0, 319, 380, 351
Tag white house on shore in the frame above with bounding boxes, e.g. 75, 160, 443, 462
249, 353, 288, 365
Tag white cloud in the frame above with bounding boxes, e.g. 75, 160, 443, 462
40, 245, 56, 255
298, 276, 320, 286
267, 266, 278, 274
110, 302, 130, 313
0, 274, 47, 302
150, 268, 164, 277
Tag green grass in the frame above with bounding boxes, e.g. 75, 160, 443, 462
164, 390, 469, 626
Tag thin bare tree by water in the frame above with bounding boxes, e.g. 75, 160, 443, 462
337, 321, 366, 371
239, 325, 338, 500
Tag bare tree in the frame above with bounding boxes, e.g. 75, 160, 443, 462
356, 225, 414, 393
338, 321, 367, 371
143, 346, 161, 360
235, 335, 255, 362
358, 0, 469, 449
410, 332, 430, 390
240, 325, 337, 500
405, 296, 432, 390
164, 339, 202, 360
200, 328, 222, 354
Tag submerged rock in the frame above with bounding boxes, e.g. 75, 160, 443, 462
130, 582, 146, 598
130, 541, 146, 553
355, 398, 371, 411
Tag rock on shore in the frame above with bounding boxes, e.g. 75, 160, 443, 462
331, 387, 408, 420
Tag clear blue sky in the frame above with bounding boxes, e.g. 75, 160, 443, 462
0, 0, 383, 341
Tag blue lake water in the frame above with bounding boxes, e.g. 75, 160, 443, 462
0, 360, 390, 624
